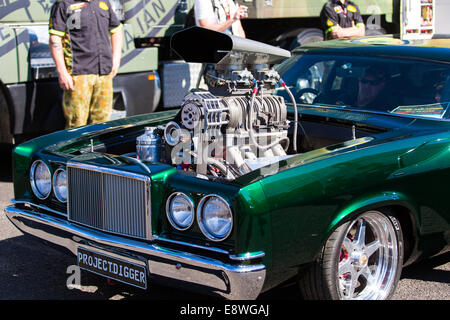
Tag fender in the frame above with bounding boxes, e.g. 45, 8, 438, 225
325, 191, 421, 265
327, 191, 419, 236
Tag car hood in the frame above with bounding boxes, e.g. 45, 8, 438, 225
18, 107, 450, 188
235, 105, 450, 185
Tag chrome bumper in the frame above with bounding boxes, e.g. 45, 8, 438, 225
5, 205, 266, 300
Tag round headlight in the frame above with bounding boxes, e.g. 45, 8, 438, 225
30, 160, 52, 199
166, 192, 194, 230
53, 168, 67, 203
197, 195, 233, 241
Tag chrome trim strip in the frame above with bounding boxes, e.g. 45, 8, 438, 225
5, 206, 266, 300
67, 161, 152, 182
12, 200, 67, 217
229, 251, 266, 261
10, 201, 262, 260
154, 237, 265, 261
152, 235, 231, 255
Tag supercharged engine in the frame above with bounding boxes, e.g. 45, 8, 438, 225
137, 27, 293, 179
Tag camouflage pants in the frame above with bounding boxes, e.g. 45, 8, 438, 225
63, 74, 113, 129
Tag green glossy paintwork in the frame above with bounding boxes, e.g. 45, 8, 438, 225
235, 182, 273, 263
255, 116, 450, 271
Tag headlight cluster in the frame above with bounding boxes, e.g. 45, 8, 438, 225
166, 193, 233, 241
30, 160, 67, 203
53, 168, 67, 203
166, 192, 194, 231
198, 195, 233, 241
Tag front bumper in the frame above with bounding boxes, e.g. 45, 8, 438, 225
5, 204, 266, 300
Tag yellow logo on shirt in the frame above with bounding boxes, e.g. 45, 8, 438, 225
99, 1, 109, 10
334, 6, 343, 13
347, 5, 357, 13
327, 19, 335, 27
69, 3, 87, 11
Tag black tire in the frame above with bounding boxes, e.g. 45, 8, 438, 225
365, 25, 387, 36
0, 89, 13, 144
298, 209, 404, 300
289, 28, 324, 51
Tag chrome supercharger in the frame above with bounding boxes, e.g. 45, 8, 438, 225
140, 27, 292, 179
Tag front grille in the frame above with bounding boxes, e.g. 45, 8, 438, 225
67, 162, 151, 240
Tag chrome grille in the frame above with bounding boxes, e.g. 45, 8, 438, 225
67, 162, 151, 240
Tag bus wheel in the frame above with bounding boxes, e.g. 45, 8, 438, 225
0, 90, 13, 144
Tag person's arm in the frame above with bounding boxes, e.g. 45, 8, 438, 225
331, 3, 365, 39
234, 19, 246, 38
197, 3, 247, 35
232, 4, 247, 38
49, 2, 73, 90
110, 25, 123, 78
320, 3, 365, 40
330, 21, 365, 39
198, 16, 233, 33
108, 2, 123, 78
320, 4, 340, 39
49, 35, 73, 91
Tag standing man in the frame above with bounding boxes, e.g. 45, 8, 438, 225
195, 0, 247, 38
49, 0, 123, 129
320, 0, 365, 40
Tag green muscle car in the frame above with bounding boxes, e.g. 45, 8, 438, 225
5, 28, 450, 300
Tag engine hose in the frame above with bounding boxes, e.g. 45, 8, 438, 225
207, 158, 236, 179
248, 84, 289, 152
280, 79, 298, 152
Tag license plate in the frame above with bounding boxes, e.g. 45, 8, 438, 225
77, 247, 147, 289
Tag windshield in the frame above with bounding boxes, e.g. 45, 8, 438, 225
275, 53, 450, 119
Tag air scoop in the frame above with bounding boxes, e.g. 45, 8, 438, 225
170, 26, 290, 70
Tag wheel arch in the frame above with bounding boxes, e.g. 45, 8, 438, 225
273, 27, 324, 50
0, 80, 14, 143
326, 192, 419, 265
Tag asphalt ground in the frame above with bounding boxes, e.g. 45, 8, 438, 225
0, 143, 449, 303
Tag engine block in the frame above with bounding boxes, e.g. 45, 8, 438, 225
163, 76, 289, 179
158, 26, 293, 179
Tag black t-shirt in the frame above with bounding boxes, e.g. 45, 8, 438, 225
49, 0, 121, 75
320, 0, 364, 39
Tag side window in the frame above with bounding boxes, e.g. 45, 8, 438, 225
331, 63, 350, 91
331, 63, 363, 92
275, 56, 337, 105
294, 61, 333, 104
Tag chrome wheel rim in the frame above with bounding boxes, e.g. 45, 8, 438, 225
337, 211, 399, 300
